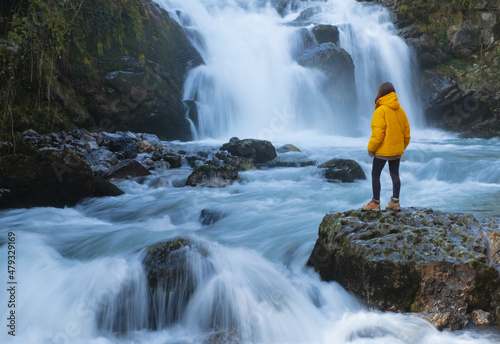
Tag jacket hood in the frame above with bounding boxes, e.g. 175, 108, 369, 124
376, 92, 400, 110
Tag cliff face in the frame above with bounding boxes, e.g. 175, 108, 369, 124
0, 0, 202, 141
364, 0, 500, 138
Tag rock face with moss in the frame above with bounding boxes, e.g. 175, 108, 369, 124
365, 0, 500, 138
307, 208, 500, 330
0, 134, 123, 209
0, 0, 202, 141
143, 238, 211, 327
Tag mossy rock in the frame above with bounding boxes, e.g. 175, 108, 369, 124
142, 238, 211, 327
0, 149, 94, 209
220, 138, 277, 164
186, 164, 239, 188
92, 176, 124, 197
307, 208, 500, 329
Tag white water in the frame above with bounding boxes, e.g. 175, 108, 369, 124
1, 133, 500, 344
163, 0, 423, 140
1, 1, 500, 343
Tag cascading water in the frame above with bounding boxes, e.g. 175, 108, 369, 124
1, 1, 499, 344
160, 0, 423, 140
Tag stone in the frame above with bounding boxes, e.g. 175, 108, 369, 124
471, 309, 494, 326
276, 144, 301, 153
140, 133, 163, 150
152, 149, 182, 168
307, 208, 500, 330
84, 147, 119, 177
312, 25, 339, 45
105, 159, 151, 179
108, 136, 138, 159
268, 155, 317, 168
200, 209, 227, 226
92, 177, 124, 197
137, 140, 155, 153
186, 164, 239, 187
223, 156, 256, 171
0, 148, 94, 209
297, 43, 355, 111
142, 238, 212, 326
220, 138, 277, 164
318, 158, 366, 182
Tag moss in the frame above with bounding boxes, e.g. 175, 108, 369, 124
410, 298, 426, 312
92, 176, 124, 197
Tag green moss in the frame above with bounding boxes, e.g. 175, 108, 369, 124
410, 298, 425, 312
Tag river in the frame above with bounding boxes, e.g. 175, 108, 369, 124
1, 0, 500, 343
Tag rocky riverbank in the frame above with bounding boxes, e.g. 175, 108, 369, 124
0, 131, 367, 209
307, 208, 500, 330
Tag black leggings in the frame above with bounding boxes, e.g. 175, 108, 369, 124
372, 157, 401, 201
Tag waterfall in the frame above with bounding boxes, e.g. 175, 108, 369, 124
156, 0, 423, 140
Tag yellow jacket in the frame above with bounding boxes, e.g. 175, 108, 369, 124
367, 92, 410, 156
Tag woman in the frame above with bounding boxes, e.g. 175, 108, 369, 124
362, 82, 411, 212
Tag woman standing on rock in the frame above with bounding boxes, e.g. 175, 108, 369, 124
362, 82, 411, 212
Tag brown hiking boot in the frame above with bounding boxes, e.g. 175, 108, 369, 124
386, 197, 401, 211
362, 198, 381, 212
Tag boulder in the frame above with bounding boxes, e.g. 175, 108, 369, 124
186, 164, 239, 188
276, 144, 301, 153
268, 155, 317, 168
84, 147, 119, 177
199, 209, 227, 226
297, 43, 355, 110
289, 7, 322, 26
0, 149, 94, 209
107, 135, 139, 159
425, 85, 496, 137
105, 159, 151, 179
137, 139, 156, 153
220, 137, 277, 164
143, 238, 211, 326
307, 208, 500, 330
312, 25, 339, 45
223, 156, 256, 171
318, 158, 366, 182
139, 133, 163, 150
152, 149, 183, 168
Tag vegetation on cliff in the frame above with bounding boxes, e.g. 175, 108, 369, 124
0, 0, 201, 143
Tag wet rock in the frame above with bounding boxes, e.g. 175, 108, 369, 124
200, 209, 227, 226
289, 6, 322, 26
471, 309, 494, 326
223, 156, 256, 171
92, 176, 124, 197
307, 208, 500, 330
143, 238, 211, 326
105, 159, 151, 179
297, 43, 355, 111
186, 164, 239, 187
318, 158, 366, 182
139, 133, 163, 150
312, 24, 339, 45
108, 136, 138, 159
203, 330, 240, 344
425, 85, 495, 137
220, 138, 277, 164
137, 140, 156, 153
84, 147, 119, 177
270, 0, 301, 17
276, 144, 301, 153
152, 149, 182, 168
268, 155, 317, 168
0, 148, 94, 209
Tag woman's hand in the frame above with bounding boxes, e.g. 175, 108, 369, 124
368, 151, 375, 157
